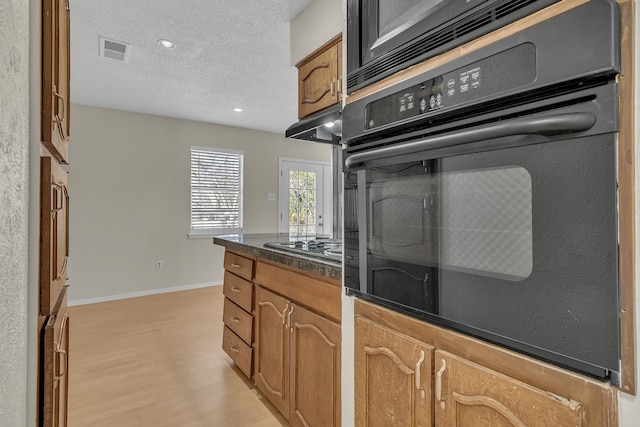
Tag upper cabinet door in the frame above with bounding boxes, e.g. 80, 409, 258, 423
297, 35, 342, 119
40, 157, 69, 316
42, 0, 71, 164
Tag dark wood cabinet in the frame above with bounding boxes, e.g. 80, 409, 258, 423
39, 0, 71, 423
42, 0, 71, 164
41, 288, 70, 427
39, 156, 69, 317
296, 34, 342, 119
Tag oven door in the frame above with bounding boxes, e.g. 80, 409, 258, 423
343, 82, 620, 381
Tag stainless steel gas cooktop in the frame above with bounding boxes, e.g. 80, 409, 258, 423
263, 239, 342, 262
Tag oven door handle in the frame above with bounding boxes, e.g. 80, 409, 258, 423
344, 112, 596, 169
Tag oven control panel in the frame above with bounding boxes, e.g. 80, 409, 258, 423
365, 43, 537, 130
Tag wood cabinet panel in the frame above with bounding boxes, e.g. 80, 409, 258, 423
223, 298, 253, 345
290, 304, 341, 427
42, 288, 69, 427
222, 270, 254, 312
355, 316, 433, 427
255, 261, 341, 322
254, 286, 291, 419
224, 251, 254, 281
41, 0, 70, 164
434, 350, 584, 426
355, 300, 618, 427
297, 35, 342, 119
40, 157, 69, 317
222, 326, 252, 378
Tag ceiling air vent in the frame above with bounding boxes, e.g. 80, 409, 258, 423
99, 37, 131, 62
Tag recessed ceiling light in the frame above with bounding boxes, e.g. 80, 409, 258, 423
233, 108, 243, 112
157, 39, 175, 49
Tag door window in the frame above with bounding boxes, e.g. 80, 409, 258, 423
279, 159, 330, 237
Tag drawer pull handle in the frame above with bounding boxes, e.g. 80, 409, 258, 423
230, 317, 240, 323
230, 287, 241, 293
54, 312, 69, 386
415, 350, 426, 399
436, 358, 447, 410
230, 262, 241, 268
230, 345, 240, 353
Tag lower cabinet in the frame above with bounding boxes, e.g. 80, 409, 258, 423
254, 286, 290, 417
254, 278, 341, 426
290, 303, 341, 427
435, 351, 584, 426
355, 316, 433, 427
41, 287, 70, 427
355, 300, 617, 427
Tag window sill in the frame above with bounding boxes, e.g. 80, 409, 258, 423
188, 229, 242, 239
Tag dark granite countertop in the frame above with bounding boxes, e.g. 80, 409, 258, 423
213, 233, 342, 281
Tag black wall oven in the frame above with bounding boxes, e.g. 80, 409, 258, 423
346, 0, 560, 93
343, 0, 622, 383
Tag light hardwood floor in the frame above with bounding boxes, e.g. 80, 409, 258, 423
68, 286, 288, 426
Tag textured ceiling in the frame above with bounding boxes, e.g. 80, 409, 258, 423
69, 0, 313, 135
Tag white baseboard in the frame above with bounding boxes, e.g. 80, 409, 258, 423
68, 281, 223, 307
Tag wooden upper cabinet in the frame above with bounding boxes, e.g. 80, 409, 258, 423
434, 350, 584, 426
297, 34, 342, 119
40, 157, 69, 317
355, 316, 434, 427
42, 0, 71, 164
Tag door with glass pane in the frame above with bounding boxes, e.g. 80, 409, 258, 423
279, 160, 328, 237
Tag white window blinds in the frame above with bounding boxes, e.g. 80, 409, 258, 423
190, 146, 243, 234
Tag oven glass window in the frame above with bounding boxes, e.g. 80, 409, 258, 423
369, 165, 532, 281
378, 0, 445, 39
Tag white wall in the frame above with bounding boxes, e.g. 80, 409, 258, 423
0, 1, 30, 425
67, 104, 332, 303
290, 0, 343, 65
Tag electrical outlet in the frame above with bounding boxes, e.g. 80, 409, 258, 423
267, 192, 276, 202
156, 260, 163, 270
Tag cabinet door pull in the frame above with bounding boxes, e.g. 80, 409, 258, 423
230, 262, 241, 268
435, 358, 447, 409
54, 312, 69, 386
230, 316, 240, 323
230, 286, 241, 293
287, 305, 294, 329
230, 344, 240, 353
415, 350, 426, 399
330, 79, 336, 96
282, 303, 290, 325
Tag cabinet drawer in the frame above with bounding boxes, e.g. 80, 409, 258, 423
223, 270, 254, 312
222, 326, 253, 378
224, 251, 254, 281
223, 298, 253, 345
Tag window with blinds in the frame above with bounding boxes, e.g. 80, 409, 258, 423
190, 146, 244, 235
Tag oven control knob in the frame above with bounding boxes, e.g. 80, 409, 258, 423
429, 95, 436, 109
436, 93, 443, 107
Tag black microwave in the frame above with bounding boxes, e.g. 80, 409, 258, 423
346, 0, 560, 94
